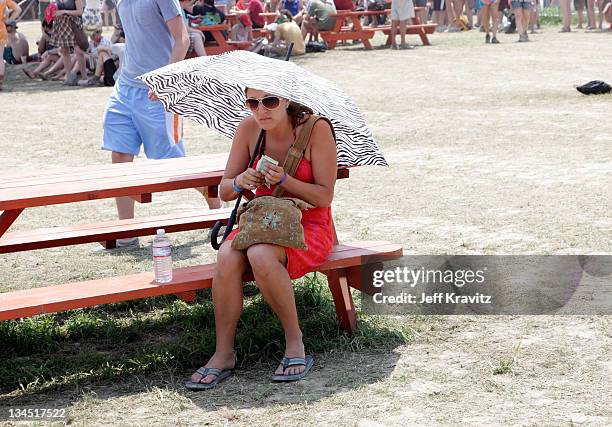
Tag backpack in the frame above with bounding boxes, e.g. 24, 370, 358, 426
305, 41, 327, 53
576, 80, 612, 95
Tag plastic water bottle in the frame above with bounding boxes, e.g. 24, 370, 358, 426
153, 229, 173, 284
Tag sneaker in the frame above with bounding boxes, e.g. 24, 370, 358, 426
436, 25, 447, 32
391, 43, 399, 49
523, 32, 530, 41
399, 43, 415, 49
63, 73, 79, 86
491, 36, 500, 44
518, 33, 527, 42
485, 33, 491, 43
559, 26, 571, 33
79, 76, 104, 87
447, 26, 462, 33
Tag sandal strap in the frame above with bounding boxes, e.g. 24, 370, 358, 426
195, 367, 222, 378
281, 357, 306, 369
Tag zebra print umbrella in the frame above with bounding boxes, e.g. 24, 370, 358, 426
139, 50, 387, 167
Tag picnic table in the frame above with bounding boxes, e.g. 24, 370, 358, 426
196, 24, 252, 55
320, 8, 436, 50
0, 154, 230, 252
0, 154, 401, 332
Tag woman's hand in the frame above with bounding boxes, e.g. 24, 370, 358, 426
55, 10, 65, 16
263, 164, 286, 186
237, 168, 265, 190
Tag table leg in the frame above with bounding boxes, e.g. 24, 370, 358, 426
412, 16, 430, 46
326, 19, 344, 50
129, 193, 152, 203
0, 209, 24, 239
207, 185, 218, 198
352, 17, 373, 50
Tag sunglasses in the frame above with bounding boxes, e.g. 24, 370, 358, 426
245, 96, 281, 112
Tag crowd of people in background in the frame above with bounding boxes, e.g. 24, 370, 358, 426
2, 0, 611, 90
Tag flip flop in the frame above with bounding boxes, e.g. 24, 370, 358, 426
23, 68, 36, 80
272, 355, 314, 382
184, 367, 234, 391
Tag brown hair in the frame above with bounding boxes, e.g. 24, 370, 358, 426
287, 101, 314, 129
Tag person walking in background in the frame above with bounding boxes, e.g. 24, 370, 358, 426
511, 0, 532, 41
481, 0, 500, 43
0, 0, 21, 90
101, 0, 218, 249
559, 0, 572, 32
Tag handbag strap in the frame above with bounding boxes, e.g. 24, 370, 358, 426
272, 114, 326, 198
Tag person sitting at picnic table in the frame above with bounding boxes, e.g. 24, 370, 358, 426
301, 0, 337, 41
183, 0, 227, 42
0, 0, 21, 91
233, 0, 266, 28
3, 20, 32, 65
179, 0, 208, 57
230, 13, 255, 41
264, 9, 306, 56
186, 88, 337, 390
280, 0, 303, 17
333, 0, 355, 10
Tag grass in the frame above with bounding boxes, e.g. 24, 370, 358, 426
0, 274, 418, 395
492, 342, 522, 376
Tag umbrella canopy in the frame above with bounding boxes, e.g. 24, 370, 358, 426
139, 50, 387, 167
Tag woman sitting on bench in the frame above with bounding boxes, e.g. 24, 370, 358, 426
186, 87, 337, 390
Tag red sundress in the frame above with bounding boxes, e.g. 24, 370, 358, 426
225, 156, 335, 279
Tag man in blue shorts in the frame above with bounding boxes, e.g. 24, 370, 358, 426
102, 0, 218, 248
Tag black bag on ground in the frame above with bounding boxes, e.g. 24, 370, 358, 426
103, 58, 117, 86
305, 41, 327, 53
576, 80, 612, 95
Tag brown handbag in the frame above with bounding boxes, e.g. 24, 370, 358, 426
69, 18, 90, 51
230, 115, 325, 251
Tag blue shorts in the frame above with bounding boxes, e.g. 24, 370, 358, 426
102, 80, 186, 159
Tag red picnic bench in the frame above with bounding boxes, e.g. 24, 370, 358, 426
0, 155, 402, 332
195, 24, 253, 56
319, 8, 436, 50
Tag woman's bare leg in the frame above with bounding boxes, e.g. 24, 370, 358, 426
483, 5, 490, 35
246, 244, 306, 377
59, 46, 72, 81
75, 47, 88, 79
190, 242, 248, 384
192, 33, 207, 56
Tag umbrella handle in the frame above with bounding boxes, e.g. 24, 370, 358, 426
210, 194, 242, 250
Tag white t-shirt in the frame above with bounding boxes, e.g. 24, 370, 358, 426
89, 36, 112, 55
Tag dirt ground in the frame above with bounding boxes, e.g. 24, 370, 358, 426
1, 21, 611, 426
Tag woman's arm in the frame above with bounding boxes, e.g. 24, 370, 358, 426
7, 0, 21, 20
219, 118, 266, 201
263, 119, 337, 207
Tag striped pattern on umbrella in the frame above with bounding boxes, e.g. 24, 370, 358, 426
139, 50, 387, 167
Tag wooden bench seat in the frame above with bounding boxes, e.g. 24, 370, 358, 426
0, 208, 234, 253
373, 23, 437, 46
372, 23, 437, 34
0, 241, 403, 331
